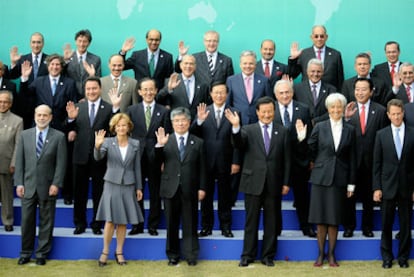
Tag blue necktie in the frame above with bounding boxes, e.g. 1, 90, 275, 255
284, 106, 291, 128
395, 128, 402, 160
179, 136, 185, 161
36, 131, 43, 158
263, 124, 270, 154
52, 78, 57, 96
33, 55, 39, 79
89, 103, 95, 127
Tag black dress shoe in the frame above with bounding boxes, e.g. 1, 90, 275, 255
128, 225, 144, 235
239, 258, 252, 267
362, 230, 374, 237
302, 227, 316, 238
343, 229, 354, 238
17, 257, 30, 265
64, 199, 73, 205
36, 258, 46, 265
382, 260, 392, 269
399, 260, 409, 268
198, 229, 212, 237
73, 227, 85, 235
4, 225, 13, 232
168, 258, 179, 266
221, 230, 234, 238
261, 259, 275, 267
92, 228, 103, 235
187, 260, 197, 266
148, 228, 159, 236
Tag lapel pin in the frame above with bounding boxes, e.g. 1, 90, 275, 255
100, 105, 104, 109
160, 54, 164, 58
295, 107, 299, 111
190, 140, 194, 145
276, 66, 280, 70
59, 82, 63, 86
371, 110, 375, 114
219, 59, 223, 63
322, 89, 326, 94
45, 140, 49, 143
328, 52, 332, 56
197, 85, 200, 89
156, 112, 160, 116
258, 79, 261, 84
274, 131, 278, 135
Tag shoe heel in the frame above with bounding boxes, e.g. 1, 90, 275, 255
98, 253, 108, 267
115, 253, 127, 265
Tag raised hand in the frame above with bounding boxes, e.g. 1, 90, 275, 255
224, 109, 240, 128
108, 87, 122, 110
295, 119, 307, 142
393, 72, 402, 89
21, 60, 32, 78
10, 46, 21, 66
178, 40, 189, 56
95, 129, 106, 149
197, 103, 210, 121
66, 101, 79, 119
63, 43, 74, 61
290, 42, 302, 59
167, 72, 181, 91
344, 101, 357, 119
122, 37, 136, 53
83, 61, 95, 76
155, 127, 169, 146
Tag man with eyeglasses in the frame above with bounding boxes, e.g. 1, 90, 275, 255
119, 29, 174, 91
289, 25, 344, 90
126, 77, 171, 236
175, 30, 234, 86
393, 62, 414, 104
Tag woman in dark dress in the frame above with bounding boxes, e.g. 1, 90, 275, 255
308, 93, 356, 267
95, 113, 143, 266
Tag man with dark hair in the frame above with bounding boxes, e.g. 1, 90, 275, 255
372, 41, 402, 89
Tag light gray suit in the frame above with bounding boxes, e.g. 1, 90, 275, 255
0, 110, 23, 226
100, 75, 138, 113
14, 127, 67, 259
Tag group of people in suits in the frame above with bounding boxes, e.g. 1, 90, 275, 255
1, 23, 413, 269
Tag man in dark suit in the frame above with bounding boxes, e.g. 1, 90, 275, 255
371, 41, 402, 89
391, 62, 414, 104
274, 80, 315, 237
226, 50, 272, 125
100, 54, 138, 113
255, 39, 289, 89
341, 53, 391, 107
191, 82, 240, 238
293, 58, 336, 125
63, 29, 102, 100
9, 32, 49, 129
0, 61, 17, 114
175, 30, 234, 86
15, 104, 67, 266
157, 55, 210, 119
289, 25, 344, 89
120, 29, 174, 91
342, 78, 388, 238
373, 99, 414, 269
126, 77, 171, 236
66, 76, 120, 235
226, 96, 291, 267
20, 54, 78, 132
155, 107, 206, 266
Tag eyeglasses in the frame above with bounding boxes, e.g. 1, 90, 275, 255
313, 34, 326, 39
140, 88, 156, 92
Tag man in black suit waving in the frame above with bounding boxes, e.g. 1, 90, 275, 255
373, 99, 414, 269
226, 96, 291, 267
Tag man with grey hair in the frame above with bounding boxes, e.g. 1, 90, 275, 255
392, 62, 414, 104
293, 58, 336, 125
175, 30, 234, 85
155, 107, 206, 266
226, 50, 271, 125
0, 90, 23, 232
289, 25, 344, 89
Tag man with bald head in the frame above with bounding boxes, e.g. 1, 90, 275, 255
289, 25, 344, 89
119, 29, 174, 90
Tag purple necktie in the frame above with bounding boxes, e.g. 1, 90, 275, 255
263, 124, 270, 154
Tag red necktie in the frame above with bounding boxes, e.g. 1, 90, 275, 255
406, 86, 412, 102
360, 104, 366, 135
390, 64, 396, 85
317, 49, 322, 60
264, 62, 270, 78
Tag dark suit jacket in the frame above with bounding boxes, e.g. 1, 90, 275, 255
347, 101, 387, 169
14, 127, 67, 200
226, 73, 272, 125
289, 46, 344, 89
126, 102, 171, 159
394, 84, 412, 104
232, 122, 290, 197
274, 100, 312, 169
157, 74, 210, 120
404, 103, 414, 127
341, 76, 391, 107
293, 80, 336, 124
255, 59, 288, 89
0, 78, 18, 114
373, 125, 414, 199
21, 75, 77, 132
155, 134, 206, 199
371, 61, 403, 89
64, 52, 102, 99
68, 100, 114, 164
122, 48, 173, 90
9, 53, 49, 83
308, 120, 356, 187
175, 51, 234, 85
190, 105, 240, 172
